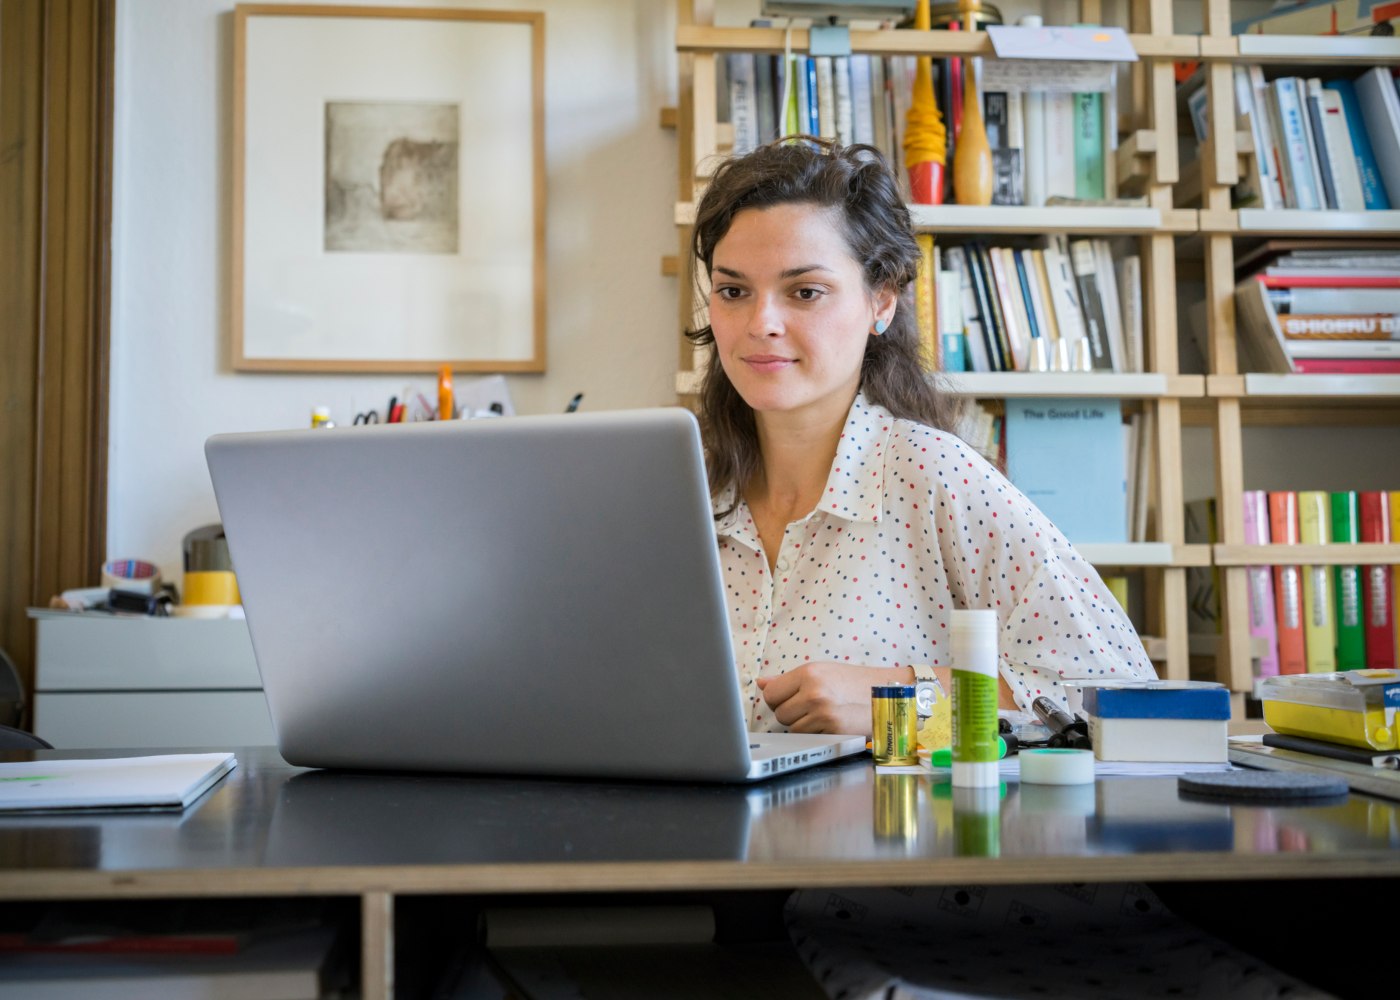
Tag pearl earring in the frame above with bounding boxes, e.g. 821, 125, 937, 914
873, 318, 889, 334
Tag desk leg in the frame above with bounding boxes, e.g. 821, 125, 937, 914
362, 891, 395, 1000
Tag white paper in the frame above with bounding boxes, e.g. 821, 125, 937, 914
988, 25, 1138, 62
0, 754, 237, 812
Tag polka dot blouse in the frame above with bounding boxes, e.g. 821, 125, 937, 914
713, 392, 1156, 732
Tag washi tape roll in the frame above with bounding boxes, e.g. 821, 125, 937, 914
101, 559, 161, 595
1020, 748, 1096, 786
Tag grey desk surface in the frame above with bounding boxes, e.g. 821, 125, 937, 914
1, 745, 1398, 900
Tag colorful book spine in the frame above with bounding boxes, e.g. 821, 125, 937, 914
1298, 490, 1337, 673
1268, 491, 1307, 675
1325, 78, 1391, 210
1330, 491, 1366, 670
1072, 91, 1104, 199
1359, 492, 1395, 671
1272, 77, 1324, 211
915, 233, 937, 369
1243, 491, 1280, 678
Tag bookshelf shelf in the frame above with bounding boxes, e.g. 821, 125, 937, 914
1228, 209, 1400, 235
1230, 34, 1400, 64
677, 202, 1189, 235
1214, 544, 1400, 567
1078, 543, 1210, 568
675, 24, 1193, 61
943, 373, 1201, 398
906, 204, 1185, 235
1210, 374, 1400, 399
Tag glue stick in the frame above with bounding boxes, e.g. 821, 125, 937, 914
951, 609, 999, 788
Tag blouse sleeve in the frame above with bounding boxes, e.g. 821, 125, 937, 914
931, 439, 1155, 715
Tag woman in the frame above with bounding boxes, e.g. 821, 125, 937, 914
687, 138, 1154, 736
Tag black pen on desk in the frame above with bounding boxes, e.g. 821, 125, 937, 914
385, 396, 398, 423
565, 392, 584, 413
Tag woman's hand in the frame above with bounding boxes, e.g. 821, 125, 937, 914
756, 662, 908, 736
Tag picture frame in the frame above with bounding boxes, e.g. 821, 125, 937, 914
232, 4, 545, 372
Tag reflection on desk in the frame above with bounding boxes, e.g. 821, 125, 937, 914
1, 747, 1396, 892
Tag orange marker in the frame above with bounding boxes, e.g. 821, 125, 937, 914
437, 365, 454, 420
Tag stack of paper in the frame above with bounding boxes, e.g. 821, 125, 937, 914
0, 754, 237, 812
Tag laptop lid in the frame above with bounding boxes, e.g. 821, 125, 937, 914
206, 409, 859, 782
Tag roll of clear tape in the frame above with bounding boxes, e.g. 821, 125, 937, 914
1020, 748, 1095, 785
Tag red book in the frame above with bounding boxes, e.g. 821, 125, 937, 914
1291, 358, 1400, 374
1269, 491, 1308, 675
1255, 274, 1400, 288
1359, 492, 1395, 671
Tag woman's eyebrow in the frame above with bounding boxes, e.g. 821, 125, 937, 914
712, 264, 835, 279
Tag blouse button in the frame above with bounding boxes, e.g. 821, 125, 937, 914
776, 558, 791, 573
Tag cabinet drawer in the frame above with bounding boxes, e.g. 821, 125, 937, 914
33, 615, 260, 690
34, 692, 275, 749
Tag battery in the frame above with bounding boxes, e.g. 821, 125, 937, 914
871, 684, 919, 765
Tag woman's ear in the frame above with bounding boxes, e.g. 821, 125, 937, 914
871, 286, 898, 336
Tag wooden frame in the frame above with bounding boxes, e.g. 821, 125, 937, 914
231, 4, 546, 373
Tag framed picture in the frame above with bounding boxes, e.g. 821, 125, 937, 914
232, 4, 545, 372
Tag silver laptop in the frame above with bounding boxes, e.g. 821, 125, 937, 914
205, 408, 866, 782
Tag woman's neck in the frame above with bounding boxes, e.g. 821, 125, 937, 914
746, 399, 851, 524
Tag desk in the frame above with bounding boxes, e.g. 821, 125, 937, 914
2, 746, 1398, 999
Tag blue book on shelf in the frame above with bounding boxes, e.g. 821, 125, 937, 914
805, 57, 820, 137
1326, 78, 1392, 210
1005, 398, 1126, 544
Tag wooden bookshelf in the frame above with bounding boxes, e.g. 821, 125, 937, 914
1195, 0, 1400, 697
671, 1, 1193, 682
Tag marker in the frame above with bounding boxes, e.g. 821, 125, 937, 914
438, 365, 454, 421
565, 392, 584, 413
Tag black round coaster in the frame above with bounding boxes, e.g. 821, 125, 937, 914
1179, 770, 1348, 801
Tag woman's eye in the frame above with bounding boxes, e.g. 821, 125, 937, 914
795, 287, 822, 301
716, 286, 743, 300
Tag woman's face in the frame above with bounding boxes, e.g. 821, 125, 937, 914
708, 202, 892, 427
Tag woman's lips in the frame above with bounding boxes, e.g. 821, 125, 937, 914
743, 355, 796, 372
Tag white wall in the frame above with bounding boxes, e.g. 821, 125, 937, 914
109, 0, 680, 579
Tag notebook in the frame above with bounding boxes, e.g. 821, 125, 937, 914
205, 409, 866, 782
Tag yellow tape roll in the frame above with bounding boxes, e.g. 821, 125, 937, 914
183, 570, 240, 606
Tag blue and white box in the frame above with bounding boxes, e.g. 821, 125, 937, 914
1081, 681, 1231, 763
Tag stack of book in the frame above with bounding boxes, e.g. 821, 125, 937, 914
1188, 490, 1399, 682
1232, 240, 1400, 374
929, 236, 1142, 374
1190, 63, 1400, 213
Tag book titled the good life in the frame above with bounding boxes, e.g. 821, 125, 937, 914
0, 754, 237, 812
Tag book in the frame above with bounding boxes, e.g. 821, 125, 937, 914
1291, 357, 1400, 373
1271, 77, 1324, 210
915, 233, 937, 368
1315, 83, 1366, 211
832, 55, 853, 145
1250, 65, 1289, 209
1233, 65, 1276, 209
989, 247, 1030, 369
1298, 490, 1338, 673
1073, 91, 1105, 200
1325, 78, 1391, 210
814, 56, 836, 140
1115, 254, 1143, 373
1233, 276, 1294, 373
0, 923, 342, 1000
1093, 239, 1127, 373
868, 56, 887, 155
1330, 491, 1366, 670
970, 243, 1010, 370
1004, 398, 1126, 544
754, 48, 777, 144
1269, 491, 1308, 676
1268, 286, 1400, 314
849, 55, 874, 146
1286, 339, 1400, 360
0, 754, 236, 812
1243, 490, 1281, 678
937, 269, 966, 373
794, 55, 813, 136
1303, 78, 1339, 209
727, 55, 759, 154
947, 247, 991, 372
1069, 239, 1115, 370
1257, 273, 1400, 288
1044, 238, 1090, 365
1279, 314, 1399, 339
1359, 492, 1395, 671
1044, 93, 1077, 200
1022, 89, 1047, 206
1353, 67, 1400, 208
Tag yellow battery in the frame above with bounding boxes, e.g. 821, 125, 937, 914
872, 685, 919, 765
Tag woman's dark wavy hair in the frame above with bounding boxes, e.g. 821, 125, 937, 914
687, 137, 960, 506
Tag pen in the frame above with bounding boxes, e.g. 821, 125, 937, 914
385, 396, 398, 423
565, 392, 584, 413
438, 366, 454, 421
